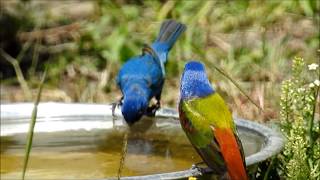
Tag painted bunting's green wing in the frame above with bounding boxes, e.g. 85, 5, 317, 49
179, 101, 227, 174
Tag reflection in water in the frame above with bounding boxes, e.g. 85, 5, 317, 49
0, 116, 263, 179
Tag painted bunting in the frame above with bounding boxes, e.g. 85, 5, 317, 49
178, 61, 247, 180
114, 20, 186, 125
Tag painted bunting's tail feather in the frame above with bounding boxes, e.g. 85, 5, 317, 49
154, 19, 186, 53
213, 128, 248, 180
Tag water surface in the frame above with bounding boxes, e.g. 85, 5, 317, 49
1, 116, 263, 179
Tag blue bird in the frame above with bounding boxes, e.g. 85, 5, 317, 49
114, 20, 186, 125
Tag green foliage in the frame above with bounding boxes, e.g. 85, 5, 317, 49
278, 57, 320, 179
1, 0, 319, 117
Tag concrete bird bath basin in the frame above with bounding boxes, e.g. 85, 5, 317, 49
0, 103, 283, 179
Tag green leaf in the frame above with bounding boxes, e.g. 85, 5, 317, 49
22, 69, 47, 180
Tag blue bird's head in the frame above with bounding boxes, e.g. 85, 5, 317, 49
121, 86, 149, 125
180, 61, 215, 100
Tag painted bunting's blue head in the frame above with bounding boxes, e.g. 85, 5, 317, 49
180, 61, 215, 100
121, 85, 149, 125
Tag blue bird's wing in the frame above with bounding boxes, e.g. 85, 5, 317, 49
117, 54, 164, 99
142, 44, 165, 76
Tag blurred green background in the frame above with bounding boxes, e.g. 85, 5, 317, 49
1, 0, 319, 121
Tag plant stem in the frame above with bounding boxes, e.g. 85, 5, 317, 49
22, 69, 47, 180
16, 40, 33, 62
29, 39, 40, 77
263, 156, 275, 180
0, 49, 32, 100
117, 130, 128, 180
208, 61, 264, 112
308, 85, 319, 154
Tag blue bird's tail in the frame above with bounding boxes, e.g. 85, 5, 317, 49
154, 19, 186, 51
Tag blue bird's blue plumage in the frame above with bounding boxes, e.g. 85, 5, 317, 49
117, 20, 186, 124
180, 61, 215, 100
121, 85, 149, 125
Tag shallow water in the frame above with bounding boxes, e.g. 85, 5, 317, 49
0, 116, 263, 179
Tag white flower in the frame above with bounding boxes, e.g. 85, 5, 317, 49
308, 63, 319, 70
314, 79, 320, 86
309, 83, 315, 88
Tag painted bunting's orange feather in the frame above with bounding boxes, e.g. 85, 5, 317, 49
213, 127, 247, 180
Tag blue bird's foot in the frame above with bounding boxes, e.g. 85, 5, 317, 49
111, 97, 123, 117
111, 103, 117, 117
145, 101, 160, 117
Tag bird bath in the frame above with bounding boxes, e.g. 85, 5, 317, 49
0, 102, 283, 179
